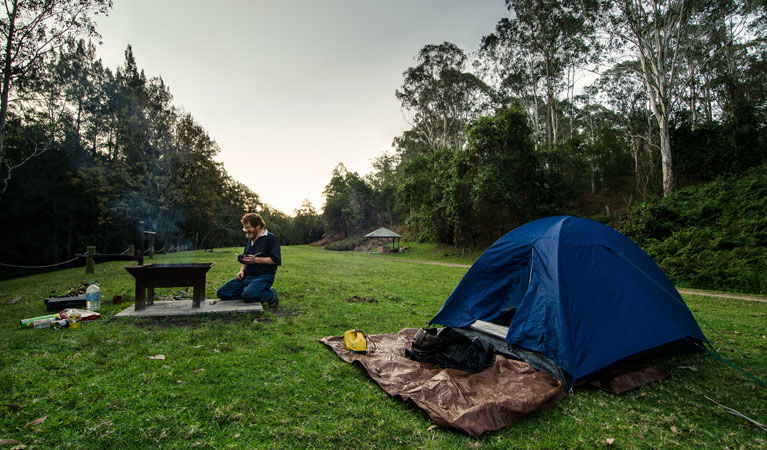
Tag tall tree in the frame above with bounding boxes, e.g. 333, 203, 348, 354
463, 108, 541, 241
0, 0, 112, 199
291, 200, 324, 244
396, 42, 491, 153
479, 0, 599, 148
590, 63, 659, 198
322, 163, 378, 236
607, 0, 705, 195
365, 151, 402, 226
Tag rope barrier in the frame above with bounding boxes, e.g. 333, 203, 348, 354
0, 256, 82, 269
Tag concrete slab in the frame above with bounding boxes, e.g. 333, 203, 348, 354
113, 299, 263, 318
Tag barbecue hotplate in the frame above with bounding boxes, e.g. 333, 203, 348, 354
125, 263, 213, 310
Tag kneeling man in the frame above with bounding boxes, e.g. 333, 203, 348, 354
217, 213, 281, 307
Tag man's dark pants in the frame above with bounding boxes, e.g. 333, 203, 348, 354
217, 274, 276, 303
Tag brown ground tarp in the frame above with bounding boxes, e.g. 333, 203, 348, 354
584, 363, 670, 394
319, 328, 568, 437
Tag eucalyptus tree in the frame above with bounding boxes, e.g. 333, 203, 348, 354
604, 0, 713, 195
0, 0, 112, 200
700, 0, 767, 119
291, 199, 324, 244
365, 151, 403, 226
322, 163, 377, 236
396, 42, 492, 154
478, 21, 545, 146
479, 0, 600, 149
589, 63, 659, 198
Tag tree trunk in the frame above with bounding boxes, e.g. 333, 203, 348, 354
658, 117, 674, 194
0, 0, 18, 156
703, 72, 713, 122
544, 59, 555, 146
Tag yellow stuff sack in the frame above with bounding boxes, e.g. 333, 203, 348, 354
343, 329, 368, 354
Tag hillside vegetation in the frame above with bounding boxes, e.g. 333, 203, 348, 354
621, 165, 767, 294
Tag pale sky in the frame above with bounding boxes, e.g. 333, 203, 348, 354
95, 0, 509, 214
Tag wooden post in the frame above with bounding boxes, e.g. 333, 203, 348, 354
134, 281, 146, 311
138, 221, 145, 266
128, 244, 135, 257
148, 236, 155, 259
85, 246, 95, 274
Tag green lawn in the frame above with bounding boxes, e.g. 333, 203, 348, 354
387, 240, 482, 265
0, 246, 765, 448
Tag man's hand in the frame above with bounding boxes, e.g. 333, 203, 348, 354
241, 255, 258, 264
236, 271, 245, 280
240, 255, 275, 266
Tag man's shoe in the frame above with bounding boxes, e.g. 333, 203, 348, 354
266, 288, 279, 308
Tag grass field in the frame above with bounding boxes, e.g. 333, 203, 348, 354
1, 245, 765, 448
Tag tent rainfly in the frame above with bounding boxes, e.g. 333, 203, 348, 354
364, 227, 402, 252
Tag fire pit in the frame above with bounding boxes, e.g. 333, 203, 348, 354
124, 263, 213, 311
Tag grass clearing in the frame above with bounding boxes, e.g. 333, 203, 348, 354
388, 240, 482, 265
1, 245, 765, 448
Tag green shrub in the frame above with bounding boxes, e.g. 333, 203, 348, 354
324, 235, 365, 251
620, 165, 767, 294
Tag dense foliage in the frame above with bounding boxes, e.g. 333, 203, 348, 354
0, 42, 272, 275
324, 236, 366, 251
620, 165, 767, 294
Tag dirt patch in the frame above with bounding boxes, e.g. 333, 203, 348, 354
677, 288, 767, 303
343, 295, 378, 303
128, 314, 259, 328
398, 259, 471, 268
270, 307, 301, 318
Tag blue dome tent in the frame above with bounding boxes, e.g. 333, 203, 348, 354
431, 216, 707, 383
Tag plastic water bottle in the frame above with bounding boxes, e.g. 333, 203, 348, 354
85, 282, 101, 311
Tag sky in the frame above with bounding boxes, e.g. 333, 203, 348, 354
94, 0, 510, 214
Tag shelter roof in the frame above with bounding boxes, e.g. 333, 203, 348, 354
364, 227, 402, 238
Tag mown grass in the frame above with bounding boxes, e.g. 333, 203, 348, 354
0, 246, 765, 448
387, 240, 481, 265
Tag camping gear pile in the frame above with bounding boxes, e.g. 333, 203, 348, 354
404, 327, 495, 373
320, 329, 567, 437
322, 216, 707, 436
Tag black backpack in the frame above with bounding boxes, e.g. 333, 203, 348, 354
405, 327, 495, 373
